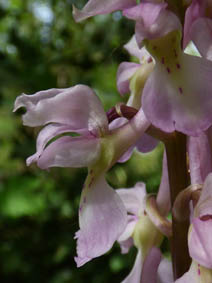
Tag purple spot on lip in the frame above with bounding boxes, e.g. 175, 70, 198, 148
179, 87, 183, 94
147, 57, 153, 63
166, 67, 171, 73
198, 268, 201, 276
161, 57, 165, 64
176, 63, 181, 69
174, 49, 178, 57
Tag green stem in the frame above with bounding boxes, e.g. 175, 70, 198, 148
165, 131, 191, 280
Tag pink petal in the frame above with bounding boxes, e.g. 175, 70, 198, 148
123, 2, 166, 23
121, 250, 143, 283
110, 107, 151, 162
188, 133, 212, 185
156, 152, 170, 216
109, 117, 127, 130
14, 88, 67, 111
117, 62, 140, 95
121, 247, 162, 283
118, 132, 158, 162
119, 237, 134, 254
189, 217, 212, 268
72, 0, 136, 22
142, 54, 212, 136
110, 117, 157, 162
157, 257, 173, 283
118, 146, 134, 163
135, 133, 158, 154
27, 123, 89, 166
191, 18, 212, 60
116, 182, 146, 216
123, 3, 181, 47
141, 247, 161, 283
124, 36, 151, 62
37, 135, 100, 169
118, 215, 137, 242
195, 173, 212, 217
109, 117, 134, 163
14, 85, 108, 133
75, 176, 127, 266
118, 215, 137, 254
183, 0, 206, 49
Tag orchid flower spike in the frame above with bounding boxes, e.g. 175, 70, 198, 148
14, 84, 151, 267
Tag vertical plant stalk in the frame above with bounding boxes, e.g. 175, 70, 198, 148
165, 131, 191, 280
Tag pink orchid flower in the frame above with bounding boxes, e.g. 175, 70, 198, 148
14, 84, 151, 267
123, 2, 212, 136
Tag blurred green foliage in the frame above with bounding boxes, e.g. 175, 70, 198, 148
0, 0, 163, 282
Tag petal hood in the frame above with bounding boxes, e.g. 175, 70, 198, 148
14, 85, 108, 133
